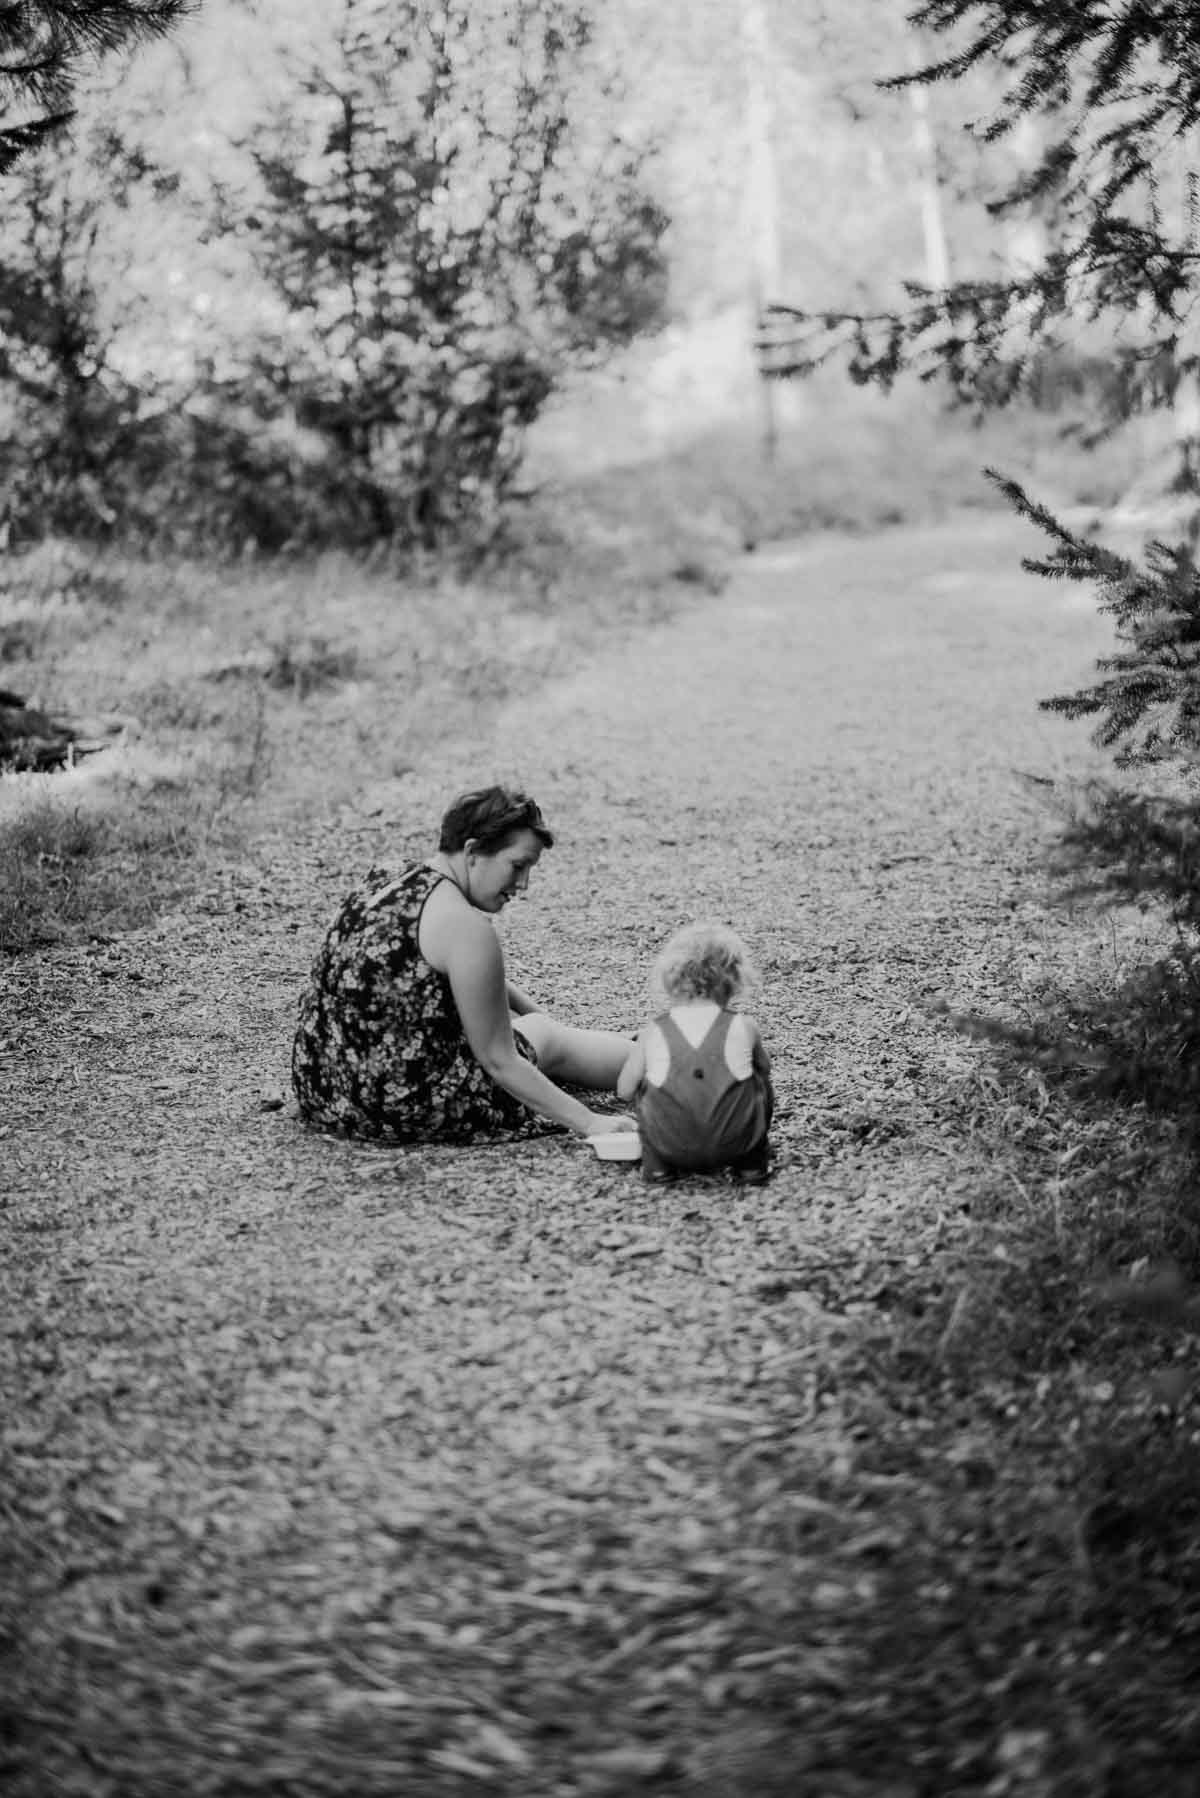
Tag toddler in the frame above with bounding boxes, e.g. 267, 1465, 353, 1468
618, 922, 774, 1184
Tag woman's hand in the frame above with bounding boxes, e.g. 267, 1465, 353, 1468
583, 1111, 638, 1136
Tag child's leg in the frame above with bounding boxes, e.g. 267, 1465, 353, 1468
512, 1013, 631, 1091
728, 1077, 775, 1183
729, 1138, 771, 1184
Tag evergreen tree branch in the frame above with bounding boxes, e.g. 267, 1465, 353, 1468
1, 1, 190, 170
0, 106, 68, 171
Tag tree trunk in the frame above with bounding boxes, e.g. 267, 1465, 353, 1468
906, 28, 950, 290
1173, 133, 1200, 493
741, 0, 781, 461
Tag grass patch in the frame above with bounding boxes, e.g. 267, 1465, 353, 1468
0, 777, 192, 953
260, 632, 361, 697
947, 928, 1200, 1278
0, 525, 695, 954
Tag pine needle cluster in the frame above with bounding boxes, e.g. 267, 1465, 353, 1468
991, 471, 1200, 767
987, 470, 1200, 956
1, 1, 189, 173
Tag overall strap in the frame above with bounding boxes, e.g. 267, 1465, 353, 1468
660, 1007, 730, 1055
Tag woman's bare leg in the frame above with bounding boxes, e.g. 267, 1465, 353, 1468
513, 1013, 632, 1091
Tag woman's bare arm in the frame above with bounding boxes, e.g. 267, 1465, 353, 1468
444, 916, 607, 1135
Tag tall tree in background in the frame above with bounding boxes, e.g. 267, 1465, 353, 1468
904, 20, 950, 292
740, 0, 782, 460
0, 1, 189, 172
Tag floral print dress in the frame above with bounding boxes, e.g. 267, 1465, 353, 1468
291, 864, 543, 1142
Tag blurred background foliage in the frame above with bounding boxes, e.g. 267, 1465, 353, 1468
1, 0, 672, 549
2, 0, 1158, 556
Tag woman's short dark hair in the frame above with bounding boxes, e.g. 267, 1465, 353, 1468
438, 786, 554, 856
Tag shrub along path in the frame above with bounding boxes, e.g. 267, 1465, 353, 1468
3, 516, 1196, 1797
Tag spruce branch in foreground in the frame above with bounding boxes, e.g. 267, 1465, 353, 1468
763, 2, 1200, 413
0, 1, 191, 170
985, 469, 1200, 767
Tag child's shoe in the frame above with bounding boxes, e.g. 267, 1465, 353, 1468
641, 1142, 677, 1186
731, 1143, 772, 1186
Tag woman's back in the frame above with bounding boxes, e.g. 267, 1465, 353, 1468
293, 864, 535, 1141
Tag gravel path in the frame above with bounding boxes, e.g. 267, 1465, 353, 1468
2, 516, 1123, 1796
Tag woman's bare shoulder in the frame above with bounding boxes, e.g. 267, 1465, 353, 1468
418, 878, 498, 973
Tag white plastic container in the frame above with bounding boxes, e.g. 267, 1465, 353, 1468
589, 1130, 642, 1161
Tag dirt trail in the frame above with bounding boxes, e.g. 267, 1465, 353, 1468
3, 517, 1121, 1795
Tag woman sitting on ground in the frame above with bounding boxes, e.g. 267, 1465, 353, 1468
292, 785, 637, 1143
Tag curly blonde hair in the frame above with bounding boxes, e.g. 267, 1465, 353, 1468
652, 921, 757, 1009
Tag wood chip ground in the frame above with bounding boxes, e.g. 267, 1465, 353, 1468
4, 518, 1193, 1796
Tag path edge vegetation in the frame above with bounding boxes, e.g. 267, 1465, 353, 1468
768, 3, 1200, 1345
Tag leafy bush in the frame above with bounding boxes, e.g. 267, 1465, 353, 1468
0, 0, 672, 550
0, 1, 668, 551
231, 0, 667, 547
